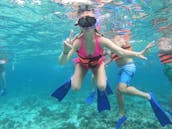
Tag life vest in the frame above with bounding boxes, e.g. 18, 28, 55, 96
159, 53, 172, 64
77, 53, 103, 68
111, 43, 132, 61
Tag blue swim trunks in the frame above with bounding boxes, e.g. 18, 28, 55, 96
117, 62, 136, 85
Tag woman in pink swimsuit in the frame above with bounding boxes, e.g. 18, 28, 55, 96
51, 4, 154, 112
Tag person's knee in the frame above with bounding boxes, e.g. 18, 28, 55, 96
97, 81, 106, 91
71, 81, 81, 91
71, 74, 83, 91
71, 85, 80, 91
71, 80, 80, 91
117, 83, 127, 93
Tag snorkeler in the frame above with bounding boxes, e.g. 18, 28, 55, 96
158, 37, 172, 114
0, 59, 7, 96
106, 35, 172, 127
51, 4, 153, 113
104, 35, 152, 128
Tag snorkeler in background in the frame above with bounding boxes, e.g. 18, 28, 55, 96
51, 4, 153, 113
0, 59, 7, 96
157, 37, 172, 114
105, 35, 155, 128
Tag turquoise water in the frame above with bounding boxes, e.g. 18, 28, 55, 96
0, 0, 172, 129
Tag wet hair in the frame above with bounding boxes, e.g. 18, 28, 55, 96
95, 29, 104, 36
77, 4, 95, 15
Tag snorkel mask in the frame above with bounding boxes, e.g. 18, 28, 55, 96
75, 16, 97, 28
75, 4, 96, 28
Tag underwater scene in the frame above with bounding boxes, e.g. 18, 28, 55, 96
0, 0, 172, 129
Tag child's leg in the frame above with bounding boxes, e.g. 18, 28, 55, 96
116, 64, 150, 116
116, 82, 151, 117
116, 84, 125, 117
85, 74, 96, 105
117, 83, 150, 100
91, 74, 96, 91
117, 63, 150, 100
71, 63, 88, 91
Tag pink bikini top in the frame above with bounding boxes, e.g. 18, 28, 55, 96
77, 33, 103, 57
76, 33, 104, 68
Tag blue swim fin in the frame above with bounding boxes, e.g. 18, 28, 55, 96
149, 92, 172, 126
86, 91, 96, 105
115, 115, 127, 129
106, 80, 113, 95
97, 89, 110, 112
51, 79, 71, 101
167, 110, 172, 117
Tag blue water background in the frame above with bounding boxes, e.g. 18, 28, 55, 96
0, 0, 172, 129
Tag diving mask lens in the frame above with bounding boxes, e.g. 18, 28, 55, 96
77, 16, 96, 28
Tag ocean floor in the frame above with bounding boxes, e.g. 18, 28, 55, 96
0, 93, 172, 129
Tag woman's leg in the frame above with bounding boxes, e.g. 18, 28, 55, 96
71, 63, 88, 91
92, 63, 110, 112
92, 63, 107, 91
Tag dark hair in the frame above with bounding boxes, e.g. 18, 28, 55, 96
76, 29, 104, 39
77, 4, 95, 15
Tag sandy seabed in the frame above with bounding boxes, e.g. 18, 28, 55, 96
0, 93, 171, 129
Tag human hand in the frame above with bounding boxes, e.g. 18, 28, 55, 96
141, 40, 155, 54
63, 30, 74, 54
137, 41, 155, 60
145, 41, 155, 51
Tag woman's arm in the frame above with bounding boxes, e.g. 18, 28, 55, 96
58, 30, 79, 65
58, 38, 80, 65
58, 48, 74, 65
100, 37, 154, 60
103, 49, 113, 65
